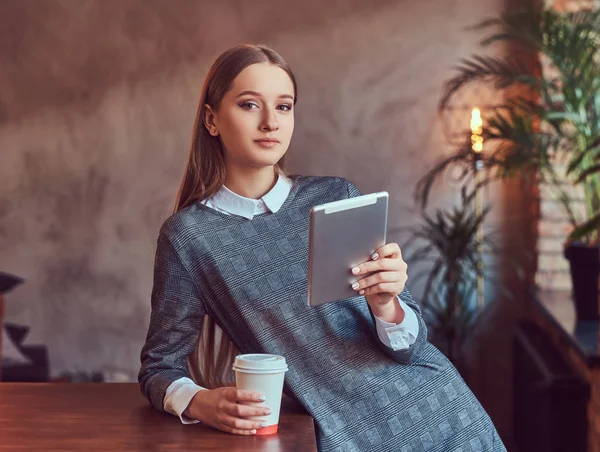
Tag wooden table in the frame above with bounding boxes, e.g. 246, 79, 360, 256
0, 383, 317, 451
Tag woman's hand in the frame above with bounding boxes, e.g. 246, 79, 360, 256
184, 387, 271, 435
350, 242, 408, 315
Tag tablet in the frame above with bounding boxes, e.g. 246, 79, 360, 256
307, 191, 389, 307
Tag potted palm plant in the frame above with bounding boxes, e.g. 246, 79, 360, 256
405, 187, 495, 371
416, 4, 600, 321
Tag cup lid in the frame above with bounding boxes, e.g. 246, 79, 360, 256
232, 354, 288, 372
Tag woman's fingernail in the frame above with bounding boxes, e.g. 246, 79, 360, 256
261, 422, 268, 428
352, 282, 360, 290
352, 267, 360, 274
250, 429, 257, 434
371, 252, 379, 260
359, 290, 365, 295
258, 395, 266, 402
265, 409, 272, 415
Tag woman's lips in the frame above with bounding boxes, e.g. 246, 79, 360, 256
254, 139, 280, 148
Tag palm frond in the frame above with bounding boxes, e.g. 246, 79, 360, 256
439, 55, 540, 110
414, 148, 474, 209
570, 211, 600, 242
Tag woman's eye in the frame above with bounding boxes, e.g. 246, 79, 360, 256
240, 102, 259, 110
239, 102, 292, 112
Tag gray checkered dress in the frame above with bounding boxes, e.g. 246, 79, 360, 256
139, 175, 505, 451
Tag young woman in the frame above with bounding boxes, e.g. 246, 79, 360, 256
139, 44, 505, 451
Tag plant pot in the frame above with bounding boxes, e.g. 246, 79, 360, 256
564, 243, 600, 322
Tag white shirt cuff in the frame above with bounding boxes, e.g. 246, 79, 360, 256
163, 377, 207, 424
373, 297, 419, 351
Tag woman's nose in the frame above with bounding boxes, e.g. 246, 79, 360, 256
260, 110, 279, 131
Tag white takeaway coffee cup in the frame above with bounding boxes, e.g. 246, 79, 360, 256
232, 353, 288, 435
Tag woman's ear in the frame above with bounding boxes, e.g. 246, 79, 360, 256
203, 104, 219, 137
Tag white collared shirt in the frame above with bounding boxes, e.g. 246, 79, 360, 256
201, 173, 292, 220
164, 175, 419, 423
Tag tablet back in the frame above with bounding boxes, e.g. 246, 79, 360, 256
307, 191, 388, 307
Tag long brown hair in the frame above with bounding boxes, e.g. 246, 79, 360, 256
174, 44, 298, 389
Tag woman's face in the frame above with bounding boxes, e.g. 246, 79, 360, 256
207, 63, 295, 170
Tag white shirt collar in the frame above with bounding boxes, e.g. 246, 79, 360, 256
207, 174, 292, 220
261, 174, 293, 213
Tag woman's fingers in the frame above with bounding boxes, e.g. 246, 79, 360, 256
351, 244, 407, 279
352, 271, 398, 291
352, 272, 404, 295
225, 401, 272, 417
226, 388, 265, 403
219, 389, 271, 435
220, 415, 266, 433
372, 242, 402, 260
228, 429, 257, 436
352, 257, 399, 275
361, 282, 402, 297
